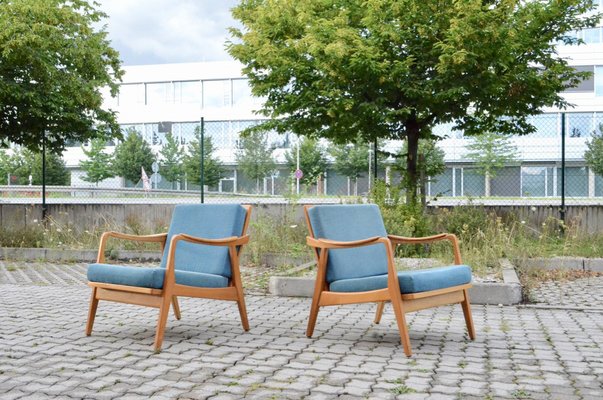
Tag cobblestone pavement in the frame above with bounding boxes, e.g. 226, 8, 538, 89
1, 264, 603, 399
529, 275, 603, 309
0, 261, 274, 294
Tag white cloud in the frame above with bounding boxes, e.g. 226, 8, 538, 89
97, 0, 239, 65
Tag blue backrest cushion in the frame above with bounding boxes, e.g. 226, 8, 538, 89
307, 204, 388, 283
160, 204, 247, 278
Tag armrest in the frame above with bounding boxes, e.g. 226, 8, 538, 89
96, 231, 167, 263
388, 233, 462, 264
172, 233, 250, 247
387, 233, 448, 244
306, 236, 384, 249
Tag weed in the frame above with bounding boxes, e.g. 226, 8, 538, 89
500, 320, 510, 333
389, 384, 416, 395
511, 389, 532, 399
205, 339, 214, 346
457, 360, 467, 369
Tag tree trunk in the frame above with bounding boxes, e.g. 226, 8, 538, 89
256, 177, 260, 194
485, 171, 491, 197
405, 120, 420, 206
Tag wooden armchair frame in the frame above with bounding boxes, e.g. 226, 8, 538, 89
86, 205, 252, 351
304, 205, 475, 357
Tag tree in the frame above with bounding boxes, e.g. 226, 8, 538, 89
585, 124, 603, 177
9, 148, 70, 185
0, 150, 10, 184
229, 0, 598, 205
80, 138, 115, 186
159, 132, 184, 189
113, 130, 155, 185
285, 137, 328, 187
236, 131, 276, 193
465, 132, 519, 196
396, 140, 445, 205
183, 134, 223, 188
0, 0, 123, 153
328, 141, 369, 196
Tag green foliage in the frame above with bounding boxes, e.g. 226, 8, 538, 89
183, 131, 223, 187
6, 148, 70, 185
369, 180, 431, 240
236, 131, 276, 193
285, 137, 328, 186
80, 138, 115, 186
584, 124, 603, 177
0, 0, 123, 153
113, 130, 155, 184
465, 132, 519, 178
159, 132, 184, 188
229, 0, 598, 205
329, 141, 369, 182
396, 139, 445, 202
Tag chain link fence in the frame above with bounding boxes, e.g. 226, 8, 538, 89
0, 113, 601, 213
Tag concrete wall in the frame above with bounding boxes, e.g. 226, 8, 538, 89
1, 203, 603, 233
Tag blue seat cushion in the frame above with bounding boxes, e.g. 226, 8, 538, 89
87, 263, 229, 289
328, 265, 472, 294
307, 205, 389, 283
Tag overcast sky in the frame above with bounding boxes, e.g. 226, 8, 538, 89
97, 0, 240, 65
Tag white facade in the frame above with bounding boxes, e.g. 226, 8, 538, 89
63, 28, 603, 197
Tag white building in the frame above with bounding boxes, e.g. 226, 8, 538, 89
64, 31, 603, 199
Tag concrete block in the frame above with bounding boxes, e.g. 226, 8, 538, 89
584, 258, 603, 272
469, 282, 522, 305
516, 257, 584, 270
269, 276, 314, 297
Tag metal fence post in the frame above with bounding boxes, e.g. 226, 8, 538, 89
200, 117, 204, 204
560, 112, 566, 227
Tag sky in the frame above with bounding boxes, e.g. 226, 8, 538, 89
97, 0, 240, 65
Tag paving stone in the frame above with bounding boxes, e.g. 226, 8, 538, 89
2, 270, 603, 400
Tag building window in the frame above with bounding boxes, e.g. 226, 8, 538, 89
232, 79, 254, 107
521, 166, 554, 197
175, 81, 202, 104
566, 113, 593, 138
203, 80, 232, 108
565, 66, 594, 93
527, 114, 559, 137
557, 166, 588, 197
595, 66, 603, 96
146, 82, 173, 105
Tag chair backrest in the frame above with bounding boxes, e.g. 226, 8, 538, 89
306, 204, 388, 283
160, 204, 248, 278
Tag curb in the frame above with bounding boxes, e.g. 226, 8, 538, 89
0, 247, 161, 263
516, 257, 603, 273
269, 258, 523, 305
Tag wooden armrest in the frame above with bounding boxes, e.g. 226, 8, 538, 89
388, 233, 449, 244
388, 233, 462, 264
96, 231, 167, 263
172, 233, 250, 247
306, 236, 384, 249
101, 231, 168, 243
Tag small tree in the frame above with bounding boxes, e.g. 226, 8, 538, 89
285, 137, 328, 187
159, 132, 184, 189
328, 142, 369, 196
396, 140, 446, 205
80, 138, 115, 186
113, 130, 155, 185
585, 124, 603, 177
183, 134, 223, 188
23, 149, 70, 185
236, 131, 276, 194
465, 132, 519, 196
0, 150, 11, 184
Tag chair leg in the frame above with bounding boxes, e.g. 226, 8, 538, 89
306, 282, 324, 337
235, 286, 250, 331
374, 301, 386, 324
462, 289, 476, 340
154, 294, 172, 351
171, 296, 181, 320
85, 287, 99, 336
390, 298, 412, 357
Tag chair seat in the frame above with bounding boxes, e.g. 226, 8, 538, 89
328, 265, 472, 294
87, 263, 229, 290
